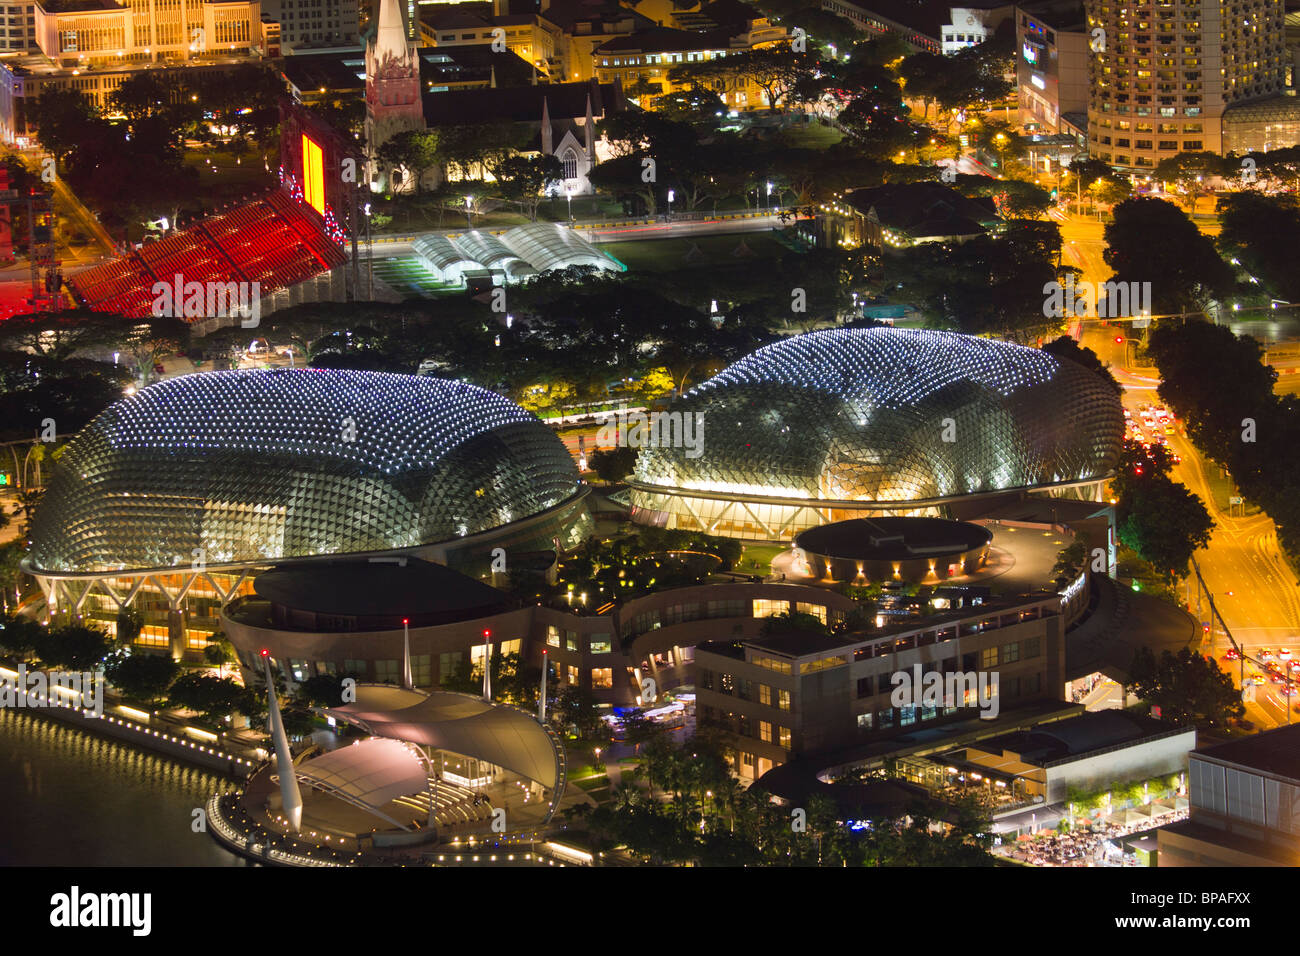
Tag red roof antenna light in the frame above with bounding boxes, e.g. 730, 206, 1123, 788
402, 617, 409, 626
259, 648, 270, 658
482, 629, 491, 639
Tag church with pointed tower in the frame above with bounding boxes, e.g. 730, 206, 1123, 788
363, 0, 627, 197
365, 0, 424, 192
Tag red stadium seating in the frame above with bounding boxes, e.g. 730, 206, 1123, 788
68, 188, 347, 320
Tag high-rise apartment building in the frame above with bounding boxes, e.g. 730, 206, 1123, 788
1086, 0, 1288, 169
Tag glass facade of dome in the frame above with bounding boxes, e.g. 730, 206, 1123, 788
29, 369, 581, 573
631, 328, 1124, 539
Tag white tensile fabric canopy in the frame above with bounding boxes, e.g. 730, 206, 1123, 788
295, 737, 429, 810
327, 685, 560, 790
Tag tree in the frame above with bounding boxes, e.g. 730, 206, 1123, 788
116, 607, 145, 645
1052, 540, 1090, 577
553, 683, 606, 740
34, 624, 116, 670
489, 154, 562, 221
1041, 335, 1121, 394
437, 122, 519, 181
1217, 191, 1300, 302
377, 129, 442, 194
898, 52, 949, 120
1129, 646, 1244, 728
0, 612, 42, 659
35, 88, 101, 166
105, 652, 180, 703
1146, 320, 1275, 460
1103, 197, 1236, 314
1111, 440, 1213, 579
668, 44, 814, 111
297, 672, 354, 707
589, 446, 637, 484
891, 225, 1064, 343
652, 87, 726, 127
1153, 151, 1229, 209
203, 638, 236, 670
166, 673, 248, 723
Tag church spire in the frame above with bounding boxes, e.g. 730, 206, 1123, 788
541, 96, 553, 155
584, 93, 595, 160
375, 0, 409, 58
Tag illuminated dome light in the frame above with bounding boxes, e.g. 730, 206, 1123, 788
630, 328, 1124, 541
28, 369, 581, 574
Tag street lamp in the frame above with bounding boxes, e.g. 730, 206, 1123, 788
765, 180, 773, 213
464, 195, 473, 229
667, 189, 674, 219
565, 186, 572, 223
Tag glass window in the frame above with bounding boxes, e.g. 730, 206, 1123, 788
566, 631, 578, 652
546, 625, 560, 648
412, 654, 431, 686
438, 652, 461, 683
592, 667, 612, 688
760, 720, 772, 742
752, 598, 788, 618
344, 659, 367, 677
777, 689, 791, 711
981, 647, 998, 668
759, 684, 772, 705
374, 659, 400, 684
1002, 642, 1020, 664
796, 601, 826, 624
590, 634, 611, 654
779, 726, 791, 748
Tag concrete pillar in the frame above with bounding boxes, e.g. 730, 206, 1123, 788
168, 608, 186, 661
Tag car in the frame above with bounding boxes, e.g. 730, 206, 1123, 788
1164, 424, 1176, 435
1123, 408, 1132, 419
1260, 648, 1274, 661
1224, 647, 1241, 660
1281, 648, 1293, 661
1247, 675, 1268, 686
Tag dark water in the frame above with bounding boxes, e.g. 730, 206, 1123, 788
0, 709, 247, 866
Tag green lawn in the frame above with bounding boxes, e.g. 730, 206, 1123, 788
181, 147, 278, 206
738, 543, 786, 574
368, 256, 460, 297
595, 233, 787, 272
779, 122, 844, 149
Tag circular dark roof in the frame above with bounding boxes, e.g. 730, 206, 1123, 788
794, 517, 991, 561
254, 558, 510, 618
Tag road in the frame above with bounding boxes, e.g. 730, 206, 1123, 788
1063, 230, 1300, 728
358, 212, 786, 258
1054, 200, 1299, 725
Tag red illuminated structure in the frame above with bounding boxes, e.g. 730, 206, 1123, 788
67, 99, 365, 322
278, 97, 365, 297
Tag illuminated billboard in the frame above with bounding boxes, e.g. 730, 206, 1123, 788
302, 135, 325, 215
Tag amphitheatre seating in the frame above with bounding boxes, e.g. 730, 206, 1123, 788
67, 188, 347, 320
